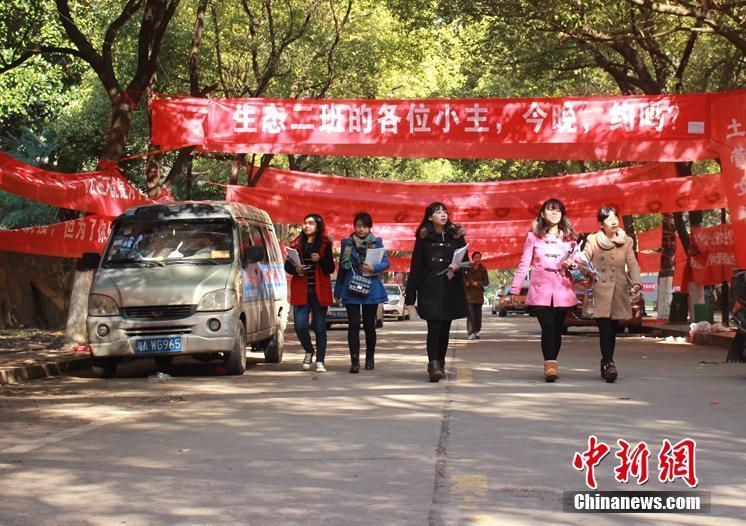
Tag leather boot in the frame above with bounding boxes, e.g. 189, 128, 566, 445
601, 360, 617, 383
364, 350, 375, 370
349, 352, 360, 374
544, 360, 559, 382
427, 360, 444, 382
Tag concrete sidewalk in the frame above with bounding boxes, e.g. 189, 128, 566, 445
643, 319, 738, 351
0, 330, 90, 385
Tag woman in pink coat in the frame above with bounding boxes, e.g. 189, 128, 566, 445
508, 198, 578, 382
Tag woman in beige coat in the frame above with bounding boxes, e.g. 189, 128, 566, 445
582, 206, 642, 382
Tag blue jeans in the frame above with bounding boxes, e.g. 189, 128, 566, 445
293, 292, 328, 362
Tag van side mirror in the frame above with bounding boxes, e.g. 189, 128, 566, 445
81, 252, 101, 270
242, 245, 264, 264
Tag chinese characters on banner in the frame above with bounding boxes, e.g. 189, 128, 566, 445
225, 172, 725, 225
0, 152, 152, 216
712, 90, 746, 268
573, 435, 698, 490
151, 94, 716, 161
690, 224, 736, 285
0, 216, 112, 258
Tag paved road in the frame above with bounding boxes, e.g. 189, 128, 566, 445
1, 313, 744, 525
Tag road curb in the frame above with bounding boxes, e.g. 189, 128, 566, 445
0, 356, 91, 385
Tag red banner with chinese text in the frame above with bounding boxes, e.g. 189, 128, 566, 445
636, 226, 686, 286
0, 152, 153, 216
0, 216, 112, 258
690, 224, 736, 285
226, 172, 725, 225
712, 90, 746, 268
255, 163, 677, 195
151, 94, 716, 161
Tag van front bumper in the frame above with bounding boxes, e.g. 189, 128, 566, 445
87, 310, 239, 358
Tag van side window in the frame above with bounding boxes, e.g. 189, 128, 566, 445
261, 227, 282, 262
246, 224, 268, 263
239, 222, 252, 254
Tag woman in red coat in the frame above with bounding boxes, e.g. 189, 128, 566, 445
284, 214, 335, 372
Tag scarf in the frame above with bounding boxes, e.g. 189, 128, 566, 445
341, 232, 377, 270
597, 228, 627, 249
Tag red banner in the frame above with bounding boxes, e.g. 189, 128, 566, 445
255, 163, 677, 195
151, 94, 716, 161
636, 226, 686, 287
227, 172, 725, 225
712, 90, 746, 268
387, 251, 522, 272
0, 216, 111, 258
0, 152, 152, 216
690, 224, 736, 285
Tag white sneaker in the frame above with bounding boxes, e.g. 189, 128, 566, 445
302, 353, 313, 370
315, 362, 327, 372
467, 333, 477, 340
475, 333, 481, 340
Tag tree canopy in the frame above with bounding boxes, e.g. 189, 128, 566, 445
0, 0, 743, 226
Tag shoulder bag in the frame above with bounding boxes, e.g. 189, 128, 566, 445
346, 238, 371, 297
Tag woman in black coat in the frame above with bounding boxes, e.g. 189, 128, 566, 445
405, 202, 469, 382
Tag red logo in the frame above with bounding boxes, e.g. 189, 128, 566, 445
573, 436, 698, 489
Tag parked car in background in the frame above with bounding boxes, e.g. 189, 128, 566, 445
491, 288, 502, 315
563, 279, 645, 333
327, 280, 384, 329
383, 284, 409, 320
496, 283, 530, 317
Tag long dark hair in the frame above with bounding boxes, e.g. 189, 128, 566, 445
300, 213, 325, 255
415, 202, 462, 239
532, 198, 577, 240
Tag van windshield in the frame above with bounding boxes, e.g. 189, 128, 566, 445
103, 220, 234, 268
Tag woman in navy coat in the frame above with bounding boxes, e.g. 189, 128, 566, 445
334, 212, 390, 373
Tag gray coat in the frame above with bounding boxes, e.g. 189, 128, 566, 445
583, 233, 642, 320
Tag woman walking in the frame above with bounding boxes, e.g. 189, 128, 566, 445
508, 198, 578, 382
285, 214, 335, 372
582, 206, 642, 382
405, 202, 468, 382
334, 212, 390, 373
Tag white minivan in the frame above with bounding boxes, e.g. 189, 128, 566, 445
82, 201, 288, 378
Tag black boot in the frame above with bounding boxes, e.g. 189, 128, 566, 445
601, 360, 618, 383
364, 350, 375, 370
349, 352, 360, 374
427, 360, 444, 382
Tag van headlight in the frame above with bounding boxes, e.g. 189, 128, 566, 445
88, 294, 119, 316
197, 289, 236, 312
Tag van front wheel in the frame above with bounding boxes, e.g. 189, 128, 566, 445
262, 330, 284, 363
91, 357, 119, 379
225, 323, 247, 375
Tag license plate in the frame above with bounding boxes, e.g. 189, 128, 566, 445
330, 310, 346, 318
134, 336, 182, 354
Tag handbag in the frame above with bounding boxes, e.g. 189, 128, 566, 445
347, 267, 371, 297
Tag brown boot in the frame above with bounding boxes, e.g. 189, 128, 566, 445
544, 360, 559, 382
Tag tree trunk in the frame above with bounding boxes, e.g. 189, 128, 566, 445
99, 99, 135, 163
230, 154, 246, 185
622, 215, 637, 251
186, 157, 193, 200
657, 213, 677, 318
67, 98, 136, 344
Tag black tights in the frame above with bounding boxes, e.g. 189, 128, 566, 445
426, 319, 452, 364
533, 307, 568, 361
596, 318, 619, 362
345, 304, 378, 357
